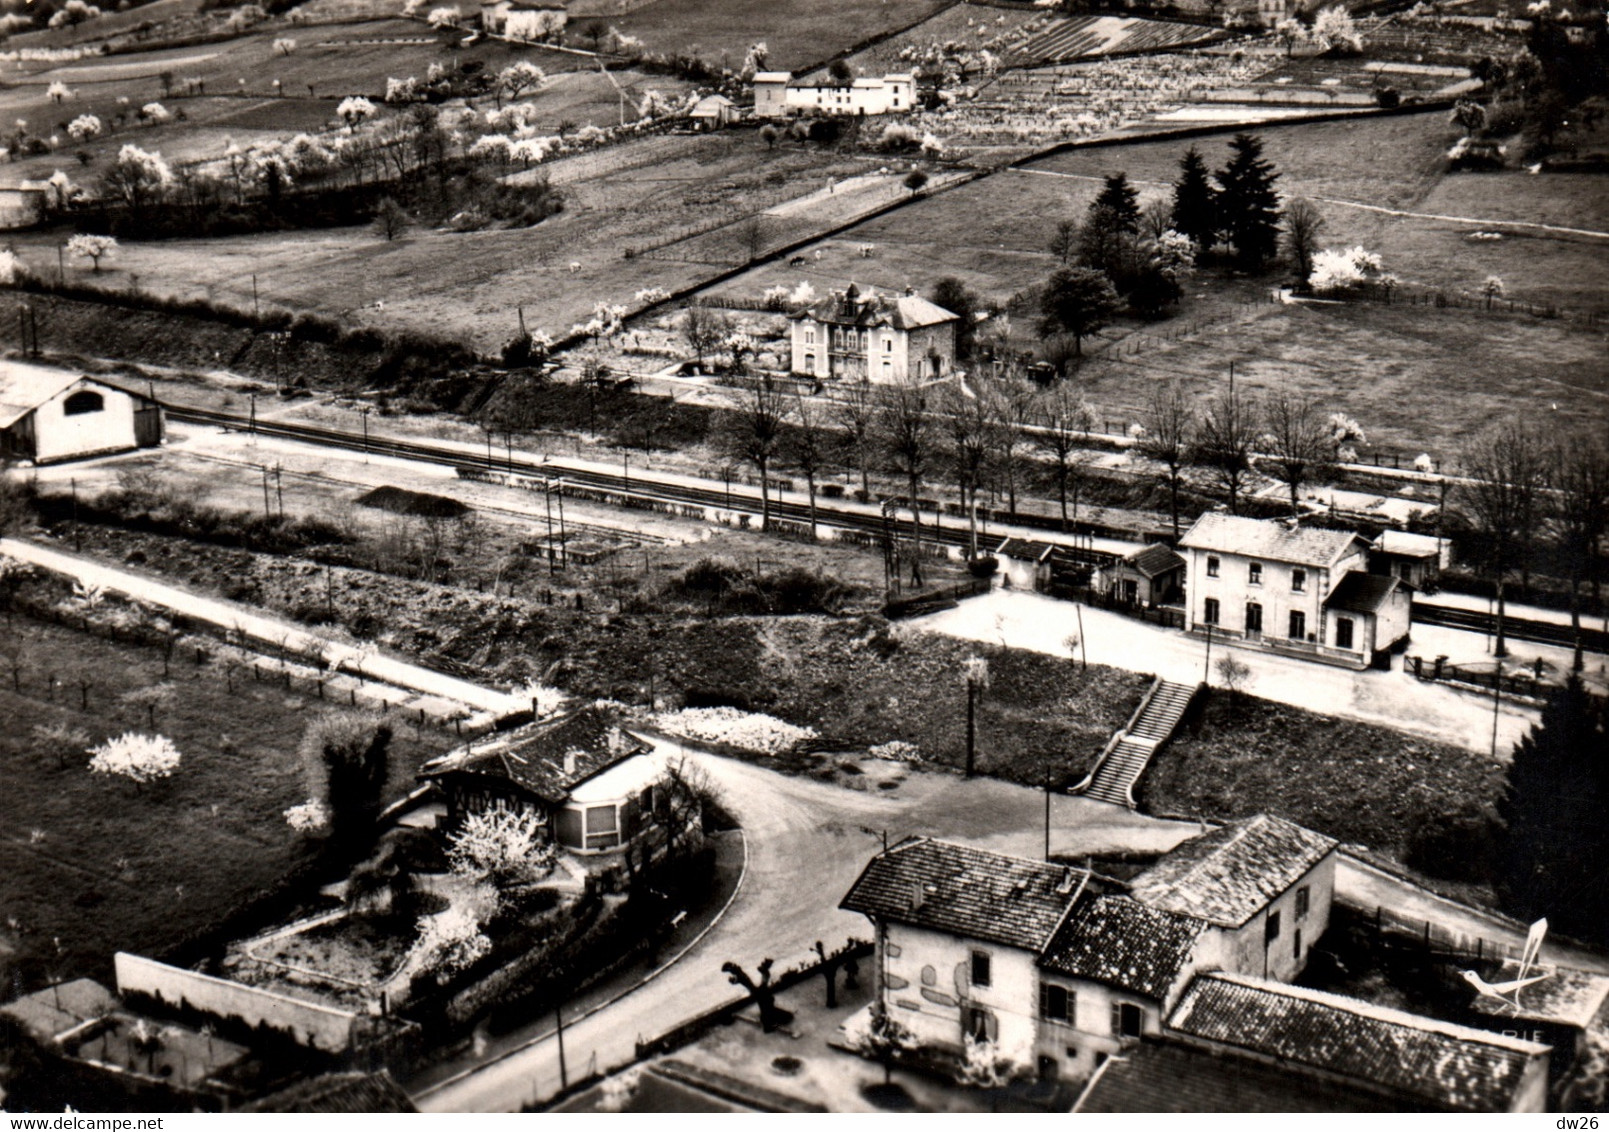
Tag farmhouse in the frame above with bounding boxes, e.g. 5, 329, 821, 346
0, 362, 163, 465
419, 706, 685, 857
1179, 513, 1411, 668
790, 284, 958, 384
690, 94, 736, 130
479, 0, 565, 37
751, 71, 916, 117
839, 814, 1338, 1085
1166, 972, 1553, 1112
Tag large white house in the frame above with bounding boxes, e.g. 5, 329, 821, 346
1178, 513, 1412, 669
839, 814, 1337, 1086
790, 284, 957, 384
0, 362, 163, 465
752, 71, 916, 117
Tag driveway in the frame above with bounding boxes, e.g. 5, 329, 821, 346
912, 590, 1541, 755
413, 737, 1204, 1112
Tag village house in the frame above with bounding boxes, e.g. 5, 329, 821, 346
1164, 972, 1553, 1112
418, 706, 678, 857
838, 814, 1338, 1086
1465, 961, 1609, 1084
0, 362, 164, 465
790, 284, 957, 385
1091, 543, 1185, 608
1178, 513, 1411, 669
751, 71, 916, 117
689, 94, 736, 130
478, 0, 565, 38
1370, 528, 1448, 592
0, 184, 49, 229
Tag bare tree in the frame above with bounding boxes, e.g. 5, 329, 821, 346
879, 378, 936, 587
1139, 380, 1195, 540
33, 723, 90, 771
1194, 386, 1260, 515
1260, 393, 1332, 516
1140, 195, 1173, 242
1550, 428, 1609, 671
1034, 381, 1094, 533
791, 392, 827, 539
119, 682, 175, 730
962, 655, 989, 777
733, 375, 786, 532
940, 383, 994, 559
680, 305, 726, 370
1461, 421, 1548, 658
833, 380, 877, 499
722, 958, 790, 1032
1282, 198, 1324, 285
987, 373, 1036, 518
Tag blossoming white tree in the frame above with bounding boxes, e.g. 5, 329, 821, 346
66, 115, 101, 142
412, 904, 492, 980
385, 76, 421, 103
496, 60, 546, 106
273, 36, 296, 55
47, 82, 71, 103
447, 805, 556, 885
337, 96, 377, 131
283, 799, 331, 833
426, 5, 461, 28
66, 232, 117, 271
88, 732, 181, 791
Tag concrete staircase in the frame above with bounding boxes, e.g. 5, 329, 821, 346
1076, 678, 1199, 808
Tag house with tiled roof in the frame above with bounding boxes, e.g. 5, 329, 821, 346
1167, 972, 1553, 1112
751, 71, 916, 118
419, 706, 672, 856
246, 1071, 417, 1113
1092, 543, 1185, 609
1465, 960, 1609, 1082
1128, 814, 1336, 985
789, 284, 957, 385
838, 817, 1339, 1087
1179, 513, 1410, 669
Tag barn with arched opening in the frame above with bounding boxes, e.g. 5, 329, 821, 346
0, 362, 163, 465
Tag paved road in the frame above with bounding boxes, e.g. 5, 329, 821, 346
914, 589, 1543, 755
0, 537, 526, 719
414, 737, 1205, 1112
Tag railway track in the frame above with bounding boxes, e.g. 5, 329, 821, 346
169, 406, 1604, 655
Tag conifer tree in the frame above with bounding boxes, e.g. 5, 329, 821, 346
1170, 146, 1217, 250
1497, 677, 1609, 947
1217, 133, 1282, 270
1092, 172, 1141, 234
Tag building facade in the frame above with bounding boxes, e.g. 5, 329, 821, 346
790, 285, 957, 385
1179, 513, 1411, 667
0, 365, 163, 465
752, 71, 915, 117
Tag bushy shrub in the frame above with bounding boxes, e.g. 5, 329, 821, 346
1404, 803, 1498, 882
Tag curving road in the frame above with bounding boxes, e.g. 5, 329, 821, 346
412, 737, 1203, 1112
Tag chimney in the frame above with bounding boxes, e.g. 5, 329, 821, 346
608, 726, 623, 754
910, 884, 925, 912
563, 749, 577, 776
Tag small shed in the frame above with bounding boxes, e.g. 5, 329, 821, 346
690, 93, 736, 130
1370, 529, 1447, 592
1323, 571, 1412, 667
0, 363, 163, 465
1095, 543, 1185, 607
0, 185, 48, 229
994, 537, 1057, 591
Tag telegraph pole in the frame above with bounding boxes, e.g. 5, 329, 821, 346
554, 1005, 568, 1091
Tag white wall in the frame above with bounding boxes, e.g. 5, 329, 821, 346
32, 380, 140, 464
1196, 855, 1335, 984
879, 922, 1040, 1071
1186, 549, 1336, 644
1034, 974, 1165, 1083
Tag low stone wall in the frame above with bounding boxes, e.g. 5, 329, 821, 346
113, 952, 358, 1053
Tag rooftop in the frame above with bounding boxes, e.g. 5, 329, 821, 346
1039, 894, 1205, 1001
796, 285, 957, 331
247, 1071, 418, 1113
1179, 514, 1366, 568
1076, 1038, 1420, 1113
840, 838, 1081, 954
995, 537, 1057, 563
0, 363, 122, 428
1168, 972, 1549, 1112
1124, 543, 1186, 579
1128, 814, 1335, 928
1325, 571, 1409, 615
1374, 529, 1443, 559
419, 706, 649, 804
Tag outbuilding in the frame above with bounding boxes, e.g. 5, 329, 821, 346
0, 362, 163, 465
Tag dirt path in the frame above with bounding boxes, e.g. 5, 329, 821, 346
0, 537, 527, 720
1313, 196, 1609, 240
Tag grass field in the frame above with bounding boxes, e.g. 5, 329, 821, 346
590, 0, 954, 72
795, 1, 1042, 81
704, 110, 1609, 457
9, 129, 889, 349
0, 610, 455, 989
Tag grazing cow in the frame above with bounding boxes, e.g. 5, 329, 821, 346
812, 249, 822, 261
859, 243, 875, 258
569, 261, 581, 274
789, 255, 806, 266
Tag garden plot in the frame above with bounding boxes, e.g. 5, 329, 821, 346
1005, 14, 1224, 66
796, 2, 1043, 81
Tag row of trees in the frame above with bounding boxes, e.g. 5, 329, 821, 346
1460, 419, 1608, 668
